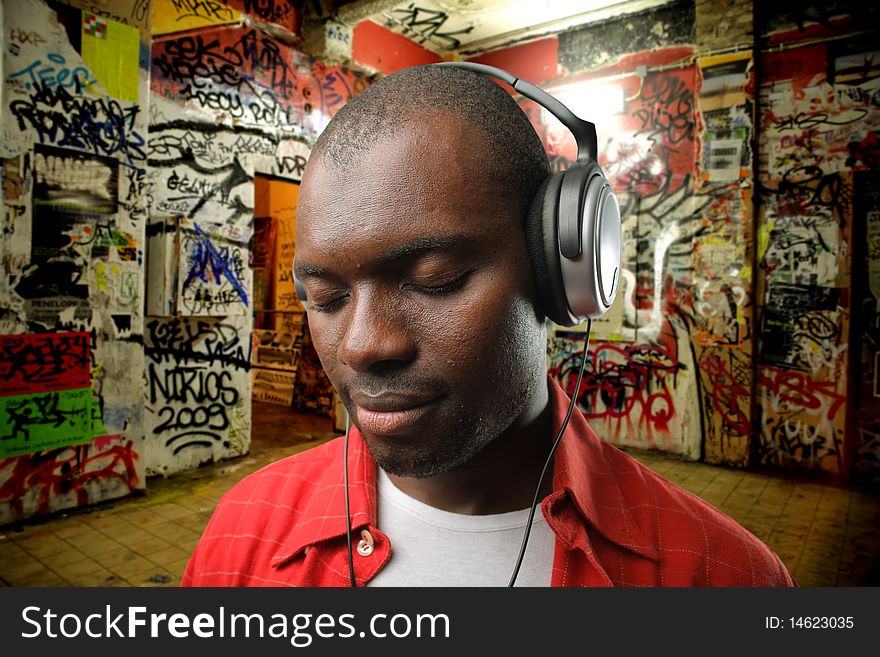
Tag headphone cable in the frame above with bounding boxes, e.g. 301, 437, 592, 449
343, 411, 356, 587
508, 318, 592, 587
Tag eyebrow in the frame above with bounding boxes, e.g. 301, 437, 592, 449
295, 234, 475, 279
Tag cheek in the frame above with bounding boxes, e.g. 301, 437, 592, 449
415, 293, 538, 374
304, 316, 343, 372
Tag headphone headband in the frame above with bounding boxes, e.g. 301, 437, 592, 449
294, 63, 622, 326
435, 62, 598, 163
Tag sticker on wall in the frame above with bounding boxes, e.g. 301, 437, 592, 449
80, 12, 140, 103
152, 0, 241, 35
0, 388, 93, 457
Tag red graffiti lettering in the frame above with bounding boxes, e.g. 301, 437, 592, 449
758, 365, 846, 421
0, 440, 139, 521
700, 354, 750, 435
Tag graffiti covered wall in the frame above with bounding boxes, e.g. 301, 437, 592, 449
693, 50, 757, 467
756, 30, 879, 478
0, 0, 149, 523
538, 49, 716, 462
518, 2, 880, 484
144, 315, 251, 473
144, 1, 370, 475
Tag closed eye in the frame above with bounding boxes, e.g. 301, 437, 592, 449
309, 292, 350, 313
404, 271, 471, 296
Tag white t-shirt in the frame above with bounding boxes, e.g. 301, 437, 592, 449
368, 468, 555, 587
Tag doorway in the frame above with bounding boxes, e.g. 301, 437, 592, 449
250, 174, 338, 454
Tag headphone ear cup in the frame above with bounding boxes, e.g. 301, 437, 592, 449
292, 257, 309, 310
556, 162, 622, 320
525, 172, 572, 326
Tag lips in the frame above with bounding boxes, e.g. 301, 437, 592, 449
351, 392, 442, 435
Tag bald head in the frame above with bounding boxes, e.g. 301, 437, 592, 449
310, 64, 550, 213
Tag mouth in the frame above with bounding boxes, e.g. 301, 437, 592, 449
352, 393, 443, 436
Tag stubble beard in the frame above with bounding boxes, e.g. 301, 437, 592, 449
361, 358, 542, 480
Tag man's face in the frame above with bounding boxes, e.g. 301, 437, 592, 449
295, 112, 547, 478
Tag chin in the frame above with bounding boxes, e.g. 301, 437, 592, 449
364, 435, 481, 479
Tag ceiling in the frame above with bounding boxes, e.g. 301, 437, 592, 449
332, 0, 675, 57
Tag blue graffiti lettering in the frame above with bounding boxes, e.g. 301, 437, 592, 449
183, 223, 249, 306
8, 53, 95, 92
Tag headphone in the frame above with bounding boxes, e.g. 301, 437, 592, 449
293, 62, 622, 326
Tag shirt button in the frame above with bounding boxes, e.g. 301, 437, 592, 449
356, 529, 374, 557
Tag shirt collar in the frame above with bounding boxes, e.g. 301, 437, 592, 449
544, 375, 659, 562
272, 375, 659, 567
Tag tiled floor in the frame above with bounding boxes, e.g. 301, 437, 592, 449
1, 405, 878, 587
634, 455, 880, 586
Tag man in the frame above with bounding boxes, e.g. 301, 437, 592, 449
182, 65, 795, 587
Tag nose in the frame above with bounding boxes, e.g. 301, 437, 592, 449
336, 288, 417, 373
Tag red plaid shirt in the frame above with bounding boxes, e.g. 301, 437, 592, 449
182, 377, 795, 587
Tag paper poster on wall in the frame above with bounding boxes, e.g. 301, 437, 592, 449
699, 52, 751, 111
253, 329, 301, 371
81, 12, 140, 103
0, 332, 90, 397
706, 139, 743, 181
763, 215, 839, 286
0, 388, 93, 457
696, 282, 743, 346
696, 238, 740, 278
62, 0, 152, 33
760, 284, 839, 367
145, 217, 178, 316
252, 369, 296, 406
223, 0, 302, 35
32, 145, 119, 264
23, 297, 91, 326
875, 352, 880, 398
832, 49, 880, 85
